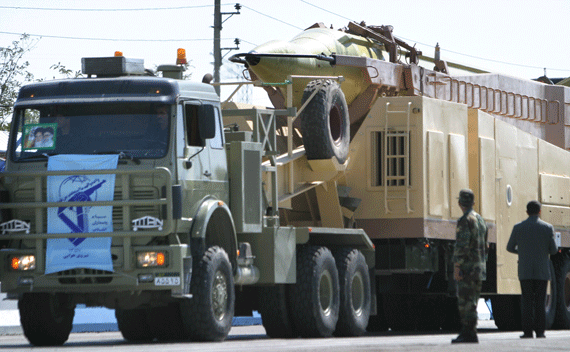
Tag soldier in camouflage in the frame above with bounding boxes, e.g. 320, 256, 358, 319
451, 189, 488, 344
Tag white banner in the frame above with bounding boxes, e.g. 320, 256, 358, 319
45, 154, 119, 274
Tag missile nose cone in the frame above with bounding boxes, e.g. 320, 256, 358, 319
244, 52, 261, 66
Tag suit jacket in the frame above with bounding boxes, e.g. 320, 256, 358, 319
506, 215, 558, 280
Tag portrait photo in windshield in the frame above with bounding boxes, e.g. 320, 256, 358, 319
23, 123, 57, 151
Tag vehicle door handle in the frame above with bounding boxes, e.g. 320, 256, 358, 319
204, 171, 211, 177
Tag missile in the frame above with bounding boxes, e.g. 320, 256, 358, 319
231, 22, 388, 109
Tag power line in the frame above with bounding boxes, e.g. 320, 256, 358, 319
241, 5, 304, 30
0, 31, 237, 43
299, 0, 353, 22
298, 0, 570, 74
0, 4, 234, 11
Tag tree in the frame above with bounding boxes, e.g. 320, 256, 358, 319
0, 34, 38, 130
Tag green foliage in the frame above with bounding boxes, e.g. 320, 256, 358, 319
0, 34, 38, 130
49, 62, 83, 79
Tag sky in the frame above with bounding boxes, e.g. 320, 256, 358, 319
1, 0, 570, 106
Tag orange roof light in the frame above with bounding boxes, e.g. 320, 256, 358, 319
177, 48, 187, 65
114, 51, 123, 57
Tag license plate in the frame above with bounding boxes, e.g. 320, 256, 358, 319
154, 276, 180, 286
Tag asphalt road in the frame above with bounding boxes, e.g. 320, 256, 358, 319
2, 321, 570, 352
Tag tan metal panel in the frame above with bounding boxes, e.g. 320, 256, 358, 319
541, 205, 570, 228
428, 130, 444, 216
494, 119, 520, 294
539, 138, 570, 177
540, 174, 570, 206
448, 133, 468, 219
479, 137, 496, 221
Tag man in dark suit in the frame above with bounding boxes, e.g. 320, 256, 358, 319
506, 200, 558, 338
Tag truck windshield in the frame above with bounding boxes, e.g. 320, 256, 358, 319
10, 102, 170, 161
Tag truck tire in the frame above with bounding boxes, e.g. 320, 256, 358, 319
553, 257, 570, 328
490, 295, 522, 331
333, 248, 371, 336
300, 79, 350, 164
181, 246, 235, 341
19, 292, 75, 346
146, 303, 185, 341
290, 245, 340, 337
115, 308, 153, 342
258, 285, 298, 338
545, 260, 557, 329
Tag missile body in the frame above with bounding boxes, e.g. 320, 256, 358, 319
245, 26, 385, 108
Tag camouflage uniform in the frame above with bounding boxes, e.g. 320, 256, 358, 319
452, 189, 488, 341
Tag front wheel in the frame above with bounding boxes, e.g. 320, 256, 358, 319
181, 246, 235, 341
19, 293, 75, 346
115, 308, 153, 342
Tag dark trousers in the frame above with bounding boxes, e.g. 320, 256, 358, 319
520, 279, 548, 336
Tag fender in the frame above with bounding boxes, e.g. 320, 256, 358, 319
190, 196, 238, 270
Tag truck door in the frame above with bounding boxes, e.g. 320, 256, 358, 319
205, 106, 229, 203
176, 102, 213, 213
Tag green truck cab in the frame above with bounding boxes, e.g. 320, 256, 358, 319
0, 56, 375, 345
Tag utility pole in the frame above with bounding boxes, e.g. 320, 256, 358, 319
213, 1, 240, 96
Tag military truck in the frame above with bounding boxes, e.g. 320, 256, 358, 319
228, 21, 570, 332
0, 52, 375, 345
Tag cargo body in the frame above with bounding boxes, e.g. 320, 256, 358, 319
232, 21, 570, 332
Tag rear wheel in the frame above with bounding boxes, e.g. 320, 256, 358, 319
545, 260, 557, 329
19, 293, 75, 346
553, 257, 570, 328
334, 248, 371, 336
491, 295, 522, 331
290, 246, 340, 337
181, 246, 235, 341
258, 285, 297, 338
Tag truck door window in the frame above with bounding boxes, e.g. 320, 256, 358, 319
185, 104, 203, 147
209, 108, 224, 150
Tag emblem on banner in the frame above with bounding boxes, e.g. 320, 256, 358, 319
56, 176, 107, 239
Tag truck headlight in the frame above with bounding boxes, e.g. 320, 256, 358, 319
137, 251, 167, 267
10, 255, 36, 271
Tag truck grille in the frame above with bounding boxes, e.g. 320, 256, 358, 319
13, 187, 160, 232
56, 268, 113, 284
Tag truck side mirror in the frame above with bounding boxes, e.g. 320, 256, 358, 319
198, 105, 216, 140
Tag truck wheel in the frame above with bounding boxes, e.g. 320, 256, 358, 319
300, 79, 350, 164
545, 260, 557, 329
333, 248, 371, 336
490, 295, 522, 331
553, 257, 570, 328
258, 285, 298, 338
19, 293, 75, 346
181, 246, 235, 341
290, 245, 340, 337
146, 303, 185, 341
115, 308, 153, 341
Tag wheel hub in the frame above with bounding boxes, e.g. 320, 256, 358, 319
212, 270, 228, 320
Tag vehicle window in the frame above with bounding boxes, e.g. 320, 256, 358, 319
210, 107, 224, 150
11, 103, 171, 161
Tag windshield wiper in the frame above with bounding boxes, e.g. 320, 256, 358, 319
93, 151, 141, 165
119, 151, 141, 165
